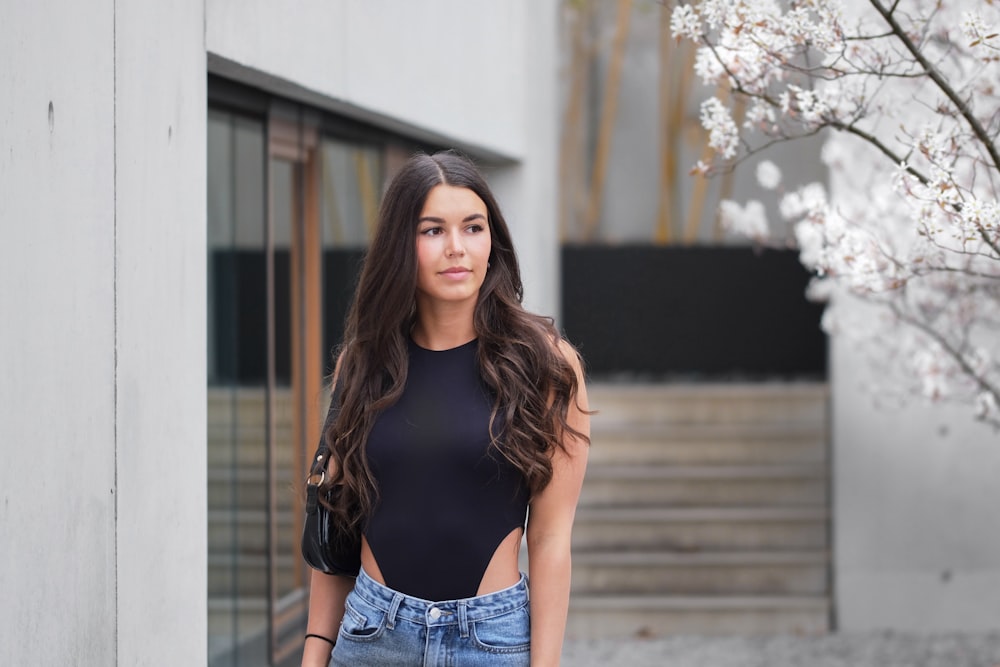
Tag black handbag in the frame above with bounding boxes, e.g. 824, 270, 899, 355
301, 447, 361, 577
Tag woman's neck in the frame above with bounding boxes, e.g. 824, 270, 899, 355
411, 301, 477, 351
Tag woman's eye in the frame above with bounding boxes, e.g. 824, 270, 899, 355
467, 224, 485, 233
420, 227, 442, 236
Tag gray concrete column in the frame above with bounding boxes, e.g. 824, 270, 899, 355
0, 1, 207, 664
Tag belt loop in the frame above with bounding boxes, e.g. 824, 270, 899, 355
458, 601, 469, 638
386, 592, 403, 630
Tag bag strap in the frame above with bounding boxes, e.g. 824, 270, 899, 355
307, 447, 330, 481
306, 375, 341, 512
305, 447, 330, 514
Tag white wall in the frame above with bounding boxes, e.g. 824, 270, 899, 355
0, 3, 116, 663
483, 0, 560, 319
0, 1, 207, 664
832, 324, 1000, 631
207, 0, 525, 158
114, 1, 207, 663
205, 0, 562, 319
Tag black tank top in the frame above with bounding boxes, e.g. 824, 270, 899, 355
363, 338, 530, 601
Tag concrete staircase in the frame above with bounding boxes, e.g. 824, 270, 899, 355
208, 383, 831, 642
567, 382, 831, 637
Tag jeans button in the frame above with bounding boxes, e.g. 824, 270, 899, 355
429, 607, 441, 620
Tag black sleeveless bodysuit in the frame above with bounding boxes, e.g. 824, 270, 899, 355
363, 338, 530, 601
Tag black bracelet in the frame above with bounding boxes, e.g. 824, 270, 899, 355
305, 632, 336, 647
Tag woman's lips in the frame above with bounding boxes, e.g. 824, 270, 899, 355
440, 267, 472, 280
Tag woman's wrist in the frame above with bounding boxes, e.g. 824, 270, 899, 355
301, 631, 337, 667
305, 632, 336, 647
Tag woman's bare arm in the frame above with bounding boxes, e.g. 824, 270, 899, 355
301, 571, 354, 666
302, 357, 354, 667
526, 340, 590, 667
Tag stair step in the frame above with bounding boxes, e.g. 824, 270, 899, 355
581, 463, 828, 507
567, 594, 830, 637
572, 550, 829, 595
585, 463, 828, 480
589, 382, 828, 427
588, 423, 827, 465
573, 507, 829, 551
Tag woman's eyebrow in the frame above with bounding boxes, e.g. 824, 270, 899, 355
417, 213, 487, 224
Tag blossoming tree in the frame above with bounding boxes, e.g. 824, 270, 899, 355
671, 0, 1000, 427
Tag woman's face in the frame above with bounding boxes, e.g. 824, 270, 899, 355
414, 184, 492, 309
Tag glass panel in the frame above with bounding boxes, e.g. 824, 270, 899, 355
207, 109, 270, 667
267, 157, 300, 662
320, 139, 383, 377
319, 140, 381, 248
209, 107, 392, 667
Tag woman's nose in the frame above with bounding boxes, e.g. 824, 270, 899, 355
446, 231, 465, 257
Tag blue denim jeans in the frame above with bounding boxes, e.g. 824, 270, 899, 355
331, 567, 531, 666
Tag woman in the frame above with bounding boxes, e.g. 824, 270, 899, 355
302, 150, 590, 667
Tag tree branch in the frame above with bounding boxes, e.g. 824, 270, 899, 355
890, 302, 1000, 425
827, 119, 930, 185
869, 0, 1000, 174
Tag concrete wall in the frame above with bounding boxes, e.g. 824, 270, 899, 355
207, 0, 525, 158
832, 329, 1000, 631
205, 0, 561, 319
482, 0, 560, 319
115, 1, 207, 663
0, 1, 206, 664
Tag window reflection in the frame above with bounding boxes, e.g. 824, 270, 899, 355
208, 104, 393, 667
207, 108, 269, 666
320, 140, 383, 378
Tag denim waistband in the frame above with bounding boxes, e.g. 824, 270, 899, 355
351, 567, 529, 629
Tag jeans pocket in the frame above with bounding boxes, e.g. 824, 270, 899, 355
470, 605, 531, 653
338, 595, 388, 642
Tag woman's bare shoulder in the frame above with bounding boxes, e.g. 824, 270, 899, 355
552, 336, 584, 373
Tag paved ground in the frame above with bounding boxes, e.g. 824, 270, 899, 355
562, 633, 1000, 667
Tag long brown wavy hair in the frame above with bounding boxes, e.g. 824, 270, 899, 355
318, 150, 588, 537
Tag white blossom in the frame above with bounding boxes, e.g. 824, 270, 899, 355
975, 390, 999, 421
794, 217, 824, 270
756, 160, 782, 190
720, 199, 770, 241
913, 343, 949, 401
676, 0, 1000, 422
670, 4, 702, 41
693, 47, 726, 84
780, 182, 828, 220
744, 98, 777, 130
691, 160, 711, 176
961, 11, 993, 46
699, 97, 739, 159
